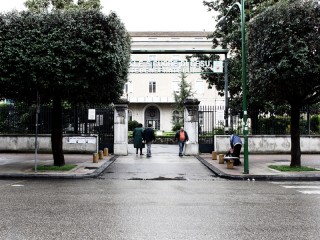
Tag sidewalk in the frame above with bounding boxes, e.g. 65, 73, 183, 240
197, 153, 320, 181
0, 151, 319, 180
0, 153, 116, 179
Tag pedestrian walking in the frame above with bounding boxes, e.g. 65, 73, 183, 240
133, 123, 145, 155
226, 132, 242, 166
174, 126, 189, 156
143, 123, 156, 157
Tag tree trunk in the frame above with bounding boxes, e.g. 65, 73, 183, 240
52, 95, 65, 166
290, 104, 301, 167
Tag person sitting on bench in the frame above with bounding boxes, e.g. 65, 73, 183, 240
226, 132, 242, 166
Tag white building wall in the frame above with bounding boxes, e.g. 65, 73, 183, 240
126, 31, 226, 131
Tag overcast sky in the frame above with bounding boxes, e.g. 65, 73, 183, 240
0, 0, 215, 31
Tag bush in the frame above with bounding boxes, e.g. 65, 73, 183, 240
310, 115, 320, 133
172, 123, 181, 132
128, 120, 139, 131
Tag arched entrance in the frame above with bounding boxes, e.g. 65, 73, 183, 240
144, 106, 160, 130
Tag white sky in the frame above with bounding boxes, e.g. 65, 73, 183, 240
0, 0, 216, 31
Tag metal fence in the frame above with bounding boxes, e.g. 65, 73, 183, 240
0, 104, 114, 152
198, 104, 320, 153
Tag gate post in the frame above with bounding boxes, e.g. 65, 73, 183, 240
113, 99, 129, 155
184, 98, 200, 155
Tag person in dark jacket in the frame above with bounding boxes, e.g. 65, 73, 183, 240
133, 123, 144, 155
174, 127, 189, 156
143, 124, 156, 157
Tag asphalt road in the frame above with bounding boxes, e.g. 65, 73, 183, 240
1, 147, 320, 240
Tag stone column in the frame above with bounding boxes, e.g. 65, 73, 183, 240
113, 99, 129, 155
184, 98, 200, 155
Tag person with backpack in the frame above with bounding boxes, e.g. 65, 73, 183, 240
174, 127, 189, 156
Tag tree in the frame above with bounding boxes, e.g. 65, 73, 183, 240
0, 10, 131, 166
24, 0, 101, 12
247, 0, 320, 167
172, 73, 194, 128
201, 0, 281, 130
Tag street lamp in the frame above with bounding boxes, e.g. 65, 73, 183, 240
218, 0, 249, 174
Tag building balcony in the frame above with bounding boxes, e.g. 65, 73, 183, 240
128, 96, 175, 103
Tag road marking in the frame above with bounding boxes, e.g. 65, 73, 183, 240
297, 190, 320, 194
0, 180, 25, 188
281, 186, 320, 189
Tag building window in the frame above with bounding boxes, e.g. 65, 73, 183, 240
195, 80, 204, 94
149, 81, 156, 93
173, 110, 181, 123
172, 80, 180, 93
148, 55, 157, 62
128, 110, 133, 122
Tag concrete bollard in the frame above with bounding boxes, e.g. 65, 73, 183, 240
218, 154, 224, 164
212, 151, 217, 160
103, 148, 109, 156
226, 160, 234, 169
93, 153, 99, 163
98, 150, 104, 160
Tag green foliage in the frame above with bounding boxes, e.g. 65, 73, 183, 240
172, 73, 194, 126
247, 0, 320, 106
172, 123, 182, 132
202, 0, 280, 105
310, 115, 320, 133
128, 120, 139, 131
268, 165, 318, 172
0, 10, 131, 105
34, 164, 77, 171
257, 116, 290, 134
24, 0, 101, 12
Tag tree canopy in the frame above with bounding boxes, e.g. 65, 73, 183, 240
0, 9, 131, 165
172, 73, 194, 129
247, 0, 320, 166
202, 0, 280, 111
24, 0, 101, 12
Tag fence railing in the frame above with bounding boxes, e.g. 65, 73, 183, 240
0, 103, 114, 135
198, 105, 320, 136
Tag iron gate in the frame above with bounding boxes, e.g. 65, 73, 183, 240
198, 105, 225, 153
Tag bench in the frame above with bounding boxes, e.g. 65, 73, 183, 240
223, 156, 240, 169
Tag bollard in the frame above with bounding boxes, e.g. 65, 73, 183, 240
93, 153, 99, 163
218, 154, 224, 164
103, 148, 109, 156
98, 150, 104, 160
227, 160, 234, 169
212, 151, 217, 160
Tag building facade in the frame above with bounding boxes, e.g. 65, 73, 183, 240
125, 31, 226, 132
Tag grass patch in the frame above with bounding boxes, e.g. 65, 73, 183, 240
269, 165, 319, 172
33, 164, 77, 171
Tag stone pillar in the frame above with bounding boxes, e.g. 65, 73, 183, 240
113, 99, 129, 155
184, 98, 200, 155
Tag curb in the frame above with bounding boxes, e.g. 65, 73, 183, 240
0, 156, 117, 180
196, 155, 320, 181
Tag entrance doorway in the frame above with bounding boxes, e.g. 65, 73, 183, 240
144, 106, 160, 130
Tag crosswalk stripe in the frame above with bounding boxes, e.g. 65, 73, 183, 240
297, 190, 320, 194
281, 186, 320, 189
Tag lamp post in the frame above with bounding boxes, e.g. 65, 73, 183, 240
218, 0, 249, 174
